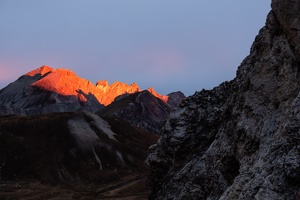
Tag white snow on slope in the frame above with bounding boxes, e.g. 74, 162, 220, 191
84, 111, 117, 141
68, 118, 104, 171
92, 147, 103, 170
68, 118, 99, 149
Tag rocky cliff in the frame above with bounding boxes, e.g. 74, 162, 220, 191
146, 1, 300, 199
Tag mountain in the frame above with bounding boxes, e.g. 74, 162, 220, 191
99, 90, 174, 134
0, 66, 104, 115
0, 112, 158, 199
0, 66, 181, 116
145, 1, 300, 199
0, 66, 185, 198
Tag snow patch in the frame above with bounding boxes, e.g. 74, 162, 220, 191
92, 147, 103, 170
68, 118, 99, 149
84, 111, 117, 141
116, 151, 125, 165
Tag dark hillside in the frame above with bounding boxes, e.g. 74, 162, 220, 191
0, 112, 158, 199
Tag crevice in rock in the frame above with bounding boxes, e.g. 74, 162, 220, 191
219, 156, 240, 186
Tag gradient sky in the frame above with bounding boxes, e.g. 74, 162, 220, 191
0, 0, 271, 96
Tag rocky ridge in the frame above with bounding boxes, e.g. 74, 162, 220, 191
100, 90, 176, 134
0, 66, 182, 116
96, 80, 141, 106
145, 1, 300, 199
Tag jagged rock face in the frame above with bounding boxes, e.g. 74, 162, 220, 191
0, 112, 157, 187
0, 66, 104, 115
146, 1, 300, 199
271, 0, 300, 58
96, 80, 141, 105
100, 90, 173, 134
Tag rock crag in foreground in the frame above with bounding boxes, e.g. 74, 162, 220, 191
146, 1, 300, 199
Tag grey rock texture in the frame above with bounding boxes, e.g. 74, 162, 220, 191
167, 91, 186, 108
100, 90, 173, 134
145, 1, 300, 199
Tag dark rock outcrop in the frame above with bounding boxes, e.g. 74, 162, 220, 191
146, 1, 300, 199
100, 90, 173, 134
167, 91, 186, 108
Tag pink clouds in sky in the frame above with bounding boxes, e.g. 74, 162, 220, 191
0, 65, 27, 83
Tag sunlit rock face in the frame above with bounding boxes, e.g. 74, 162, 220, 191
147, 87, 169, 103
96, 80, 141, 106
145, 1, 300, 199
96, 81, 176, 106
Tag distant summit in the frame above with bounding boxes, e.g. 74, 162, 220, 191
25, 65, 54, 76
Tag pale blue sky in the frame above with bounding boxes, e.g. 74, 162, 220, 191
0, 0, 271, 96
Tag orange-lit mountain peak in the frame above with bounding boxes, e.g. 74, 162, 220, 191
26, 65, 54, 77
147, 87, 156, 94
96, 80, 109, 87
96, 80, 141, 93
131, 82, 138, 87
32, 70, 71, 95
31, 68, 99, 104
148, 87, 169, 102
20, 66, 169, 107
110, 81, 141, 92
55, 68, 77, 77
95, 80, 142, 105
